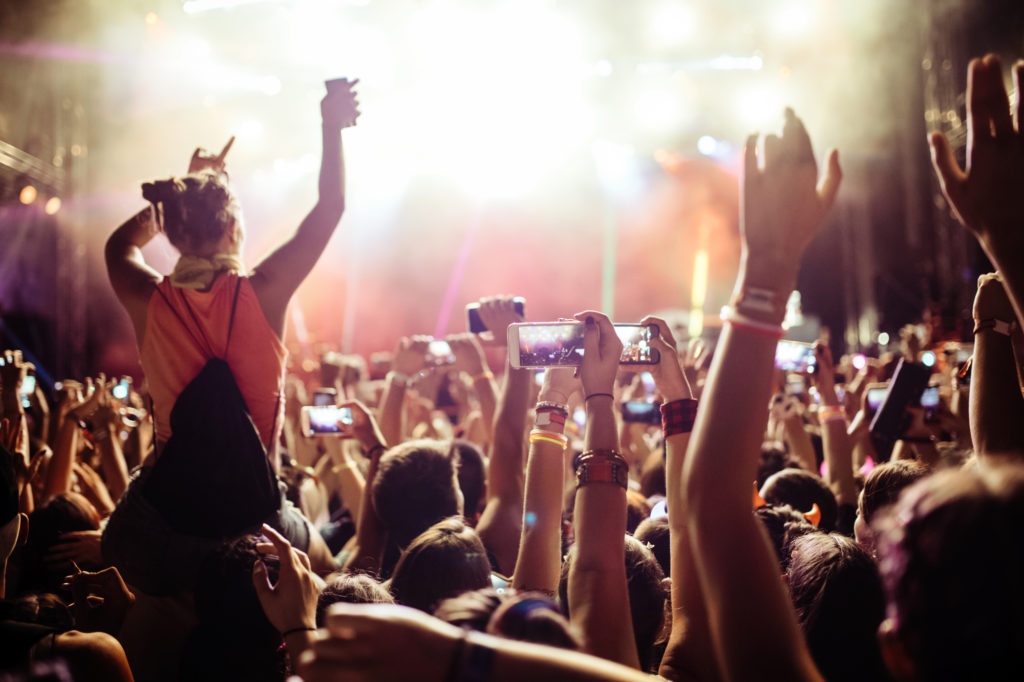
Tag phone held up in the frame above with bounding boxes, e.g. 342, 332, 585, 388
467, 298, 526, 334
300, 405, 354, 437
774, 340, 817, 374
506, 322, 660, 370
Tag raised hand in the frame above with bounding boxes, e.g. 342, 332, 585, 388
63, 566, 135, 636
447, 333, 488, 376
973, 272, 1018, 324
337, 400, 387, 452
930, 56, 1024, 265
0, 349, 34, 415
188, 135, 234, 175
477, 296, 526, 346
392, 336, 430, 377
740, 109, 841, 296
573, 311, 622, 397
252, 523, 320, 634
322, 78, 361, 131
640, 315, 690, 401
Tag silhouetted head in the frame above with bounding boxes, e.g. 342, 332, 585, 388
141, 170, 242, 256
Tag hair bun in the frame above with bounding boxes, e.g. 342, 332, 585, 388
141, 177, 183, 204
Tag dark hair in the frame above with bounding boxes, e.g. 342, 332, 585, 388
625, 489, 651, 535
141, 171, 239, 254
754, 503, 819, 570
316, 571, 394, 626
761, 468, 838, 532
388, 517, 490, 614
179, 535, 285, 682
860, 460, 927, 525
434, 588, 581, 650
639, 452, 666, 498
874, 465, 1024, 682
633, 516, 671, 578
372, 439, 462, 548
788, 533, 891, 682
450, 439, 486, 520
20, 493, 100, 593
757, 444, 804, 488
560, 535, 667, 672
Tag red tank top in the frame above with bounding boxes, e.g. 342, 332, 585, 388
140, 273, 287, 454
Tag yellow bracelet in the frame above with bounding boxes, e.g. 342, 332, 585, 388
331, 462, 355, 475
529, 429, 568, 448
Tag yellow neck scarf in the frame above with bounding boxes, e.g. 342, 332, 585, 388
169, 253, 245, 290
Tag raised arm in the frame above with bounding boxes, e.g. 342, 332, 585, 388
811, 343, 858, 510
251, 80, 360, 336
930, 56, 1024, 323
448, 332, 497, 445
475, 297, 529, 577
104, 206, 162, 341
377, 336, 429, 447
969, 273, 1024, 460
336, 401, 389, 573
639, 316, 720, 682
683, 110, 839, 682
511, 367, 578, 593
568, 311, 638, 669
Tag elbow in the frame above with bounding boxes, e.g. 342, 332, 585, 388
319, 197, 345, 224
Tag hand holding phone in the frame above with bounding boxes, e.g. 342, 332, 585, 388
300, 405, 354, 437
775, 340, 817, 373
574, 311, 622, 397
468, 297, 526, 334
507, 322, 661, 369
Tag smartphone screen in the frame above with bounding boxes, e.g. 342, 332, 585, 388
112, 378, 130, 401
775, 340, 817, 373
302, 405, 354, 436
508, 323, 659, 368
313, 388, 337, 407
867, 387, 887, 411
427, 340, 455, 365
621, 400, 662, 424
19, 375, 36, 396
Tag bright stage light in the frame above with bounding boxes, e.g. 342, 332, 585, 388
773, 5, 814, 35
648, 3, 698, 47
44, 197, 62, 215
19, 185, 37, 204
634, 89, 681, 134
697, 135, 717, 155
237, 119, 265, 142
734, 85, 785, 131
877, 332, 890, 346
144, 11, 160, 26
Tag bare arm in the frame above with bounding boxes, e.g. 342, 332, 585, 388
377, 336, 429, 447
812, 344, 857, 507
512, 368, 577, 593
568, 312, 638, 669
104, 206, 162, 342
969, 273, 1024, 460
683, 110, 839, 682
640, 316, 721, 682
251, 81, 359, 337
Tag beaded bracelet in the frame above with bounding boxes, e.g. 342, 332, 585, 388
661, 399, 699, 437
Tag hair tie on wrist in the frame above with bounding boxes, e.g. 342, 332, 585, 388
584, 393, 614, 402
281, 626, 316, 638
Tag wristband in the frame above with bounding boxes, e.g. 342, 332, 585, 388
472, 370, 495, 383
733, 287, 785, 317
331, 462, 355, 475
818, 406, 846, 423
661, 399, 699, 437
455, 631, 497, 682
720, 306, 786, 339
529, 429, 568, 448
584, 393, 614, 403
387, 371, 410, 386
574, 452, 629, 489
281, 625, 316, 638
535, 401, 569, 416
366, 444, 386, 459
535, 410, 566, 427
973, 318, 1018, 336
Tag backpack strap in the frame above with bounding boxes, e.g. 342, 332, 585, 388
155, 285, 203, 350
225, 277, 243, 352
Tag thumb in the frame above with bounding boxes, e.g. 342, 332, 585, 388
816, 148, 842, 210
252, 560, 273, 602
929, 133, 966, 201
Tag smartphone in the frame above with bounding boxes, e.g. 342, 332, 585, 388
507, 322, 660, 369
869, 358, 932, 461
427, 340, 455, 366
467, 298, 526, 334
18, 375, 36, 397
300, 405, 354, 437
867, 386, 888, 412
621, 401, 662, 424
775, 340, 817, 373
313, 387, 337, 407
920, 385, 940, 421
112, 377, 131, 401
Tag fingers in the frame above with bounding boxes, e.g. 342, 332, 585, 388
640, 315, 677, 349
817, 148, 842, 210
744, 133, 759, 178
1015, 61, 1024, 133
782, 107, 816, 169
980, 55, 1013, 139
217, 135, 236, 163
928, 132, 966, 203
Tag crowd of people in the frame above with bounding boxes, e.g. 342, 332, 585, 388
1, 54, 1023, 681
